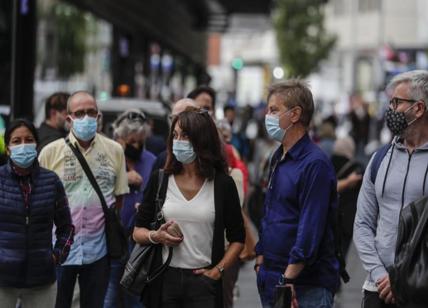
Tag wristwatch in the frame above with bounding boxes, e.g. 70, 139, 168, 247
279, 274, 296, 285
215, 265, 225, 276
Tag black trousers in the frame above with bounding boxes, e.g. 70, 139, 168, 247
362, 291, 398, 308
55, 256, 110, 308
161, 267, 219, 308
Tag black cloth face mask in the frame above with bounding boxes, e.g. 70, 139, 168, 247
385, 104, 418, 136
125, 144, 143, 162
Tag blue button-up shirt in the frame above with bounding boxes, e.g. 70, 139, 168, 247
256, 134, 339, 292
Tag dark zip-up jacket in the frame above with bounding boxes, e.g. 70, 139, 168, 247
0, 161, 74, 288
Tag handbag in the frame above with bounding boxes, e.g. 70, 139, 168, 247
389, 196, 428, 306
65, 137, 128, 261
120, 170, 173, 296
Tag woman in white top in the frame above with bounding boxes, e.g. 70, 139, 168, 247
133, 107, 245, 308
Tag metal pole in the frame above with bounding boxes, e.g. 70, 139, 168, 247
10, 0, 18, 120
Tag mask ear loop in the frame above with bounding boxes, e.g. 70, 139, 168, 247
404, 101, 424, 126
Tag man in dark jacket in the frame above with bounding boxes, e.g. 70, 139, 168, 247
255, 80, 339, 308
38, 92, 69, 150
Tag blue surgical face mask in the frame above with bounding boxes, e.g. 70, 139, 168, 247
265, 110, 293, 142
173, 140, 196, 164
72, 115, 97, 141
9, 143, 37, 168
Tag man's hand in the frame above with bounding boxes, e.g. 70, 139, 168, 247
286, 284, 299, 308
254, 255, 264, 273
377, 275, 395, 304
128, 170, 143, 186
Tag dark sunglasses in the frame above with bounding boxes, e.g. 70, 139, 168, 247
117, 111, 146, 125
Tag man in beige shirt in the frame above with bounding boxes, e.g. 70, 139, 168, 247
39, 91, 129, 308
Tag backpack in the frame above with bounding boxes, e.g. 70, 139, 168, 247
370, 143, 392, 184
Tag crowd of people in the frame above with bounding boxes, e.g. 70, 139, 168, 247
0, 69, 427, 308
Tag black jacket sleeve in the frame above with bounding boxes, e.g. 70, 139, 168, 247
134, 170, 159, 229
223, 174, 245, 244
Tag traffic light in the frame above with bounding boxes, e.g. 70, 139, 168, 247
231, 57, 244, 71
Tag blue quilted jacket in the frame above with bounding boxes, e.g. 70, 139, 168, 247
0, 161, 74, 288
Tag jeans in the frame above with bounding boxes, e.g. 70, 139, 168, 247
104, 260, 143, 308
0, 283, 56, 308
55, 255, 110, 308
161, 267, 219, 308
257, 266, 333, 308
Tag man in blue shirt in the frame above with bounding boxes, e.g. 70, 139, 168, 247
255, 80, 340, 308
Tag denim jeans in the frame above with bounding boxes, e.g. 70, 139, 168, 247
104, 260, 143, 308
55, 256, 110, 308
261, 287, 333, 308
257, 266, 333, 308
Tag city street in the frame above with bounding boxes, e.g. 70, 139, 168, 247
235, 244, 366, 308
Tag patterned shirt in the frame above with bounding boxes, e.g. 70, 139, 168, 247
39, 133, 129, 265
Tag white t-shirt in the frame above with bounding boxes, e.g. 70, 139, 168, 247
162, 176, 215, 268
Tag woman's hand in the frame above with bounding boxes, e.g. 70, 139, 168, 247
193, 268, 222, 281
152, 221, 183, 247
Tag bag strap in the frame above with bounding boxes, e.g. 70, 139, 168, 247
147, 169, 173, 282
370, 143, 392, 184
65, 137, 109, 215
154, 169, 166, 224
333, 209, 350, 283
336, 160, 356, 179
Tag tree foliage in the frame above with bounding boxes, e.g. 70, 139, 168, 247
274, 0, 336, 78
52, 3, 88, 78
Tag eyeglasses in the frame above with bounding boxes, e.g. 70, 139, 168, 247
389, 97, 418, 110
70, 108, 98, 119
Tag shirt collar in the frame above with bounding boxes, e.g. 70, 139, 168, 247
68, 132, 98, 152
274, 133, 311, 161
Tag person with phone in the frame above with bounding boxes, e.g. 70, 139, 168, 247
255, 80, 340, 308
133, 106, 245, 308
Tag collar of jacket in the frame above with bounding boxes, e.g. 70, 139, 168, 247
6, 159, 40, 181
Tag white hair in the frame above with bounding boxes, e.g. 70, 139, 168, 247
112, 109, 147, 139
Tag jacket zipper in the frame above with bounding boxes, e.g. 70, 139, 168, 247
22, 182, 32, 284
401, 152, 413, 209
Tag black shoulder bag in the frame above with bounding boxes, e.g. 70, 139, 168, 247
389, 196, 428, 306
120, 170, 173, 296
65, 137, 128, 261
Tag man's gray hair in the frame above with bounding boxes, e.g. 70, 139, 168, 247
267, 79, 314, 127
113, 109, 147, 139
387, 70, 428, 107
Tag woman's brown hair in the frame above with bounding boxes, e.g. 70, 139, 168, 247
164, 108, 228, 180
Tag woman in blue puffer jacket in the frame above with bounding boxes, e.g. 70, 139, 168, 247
0, 119, 74, 308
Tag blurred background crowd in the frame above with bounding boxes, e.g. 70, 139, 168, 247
0, 1, 427, 307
